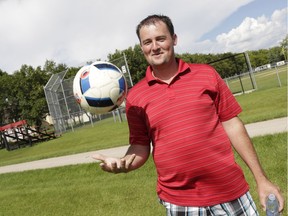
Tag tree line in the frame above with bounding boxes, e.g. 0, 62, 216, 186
0, 36, 287, 128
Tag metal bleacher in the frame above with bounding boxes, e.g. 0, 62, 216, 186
0, 120, 55, 151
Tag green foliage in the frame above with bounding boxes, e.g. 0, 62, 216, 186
42, 60, 68, 75
0, 73, 14, 123
0, 60, 73, 127
108, 45, 148, 84
11, 65, 50, 126
280, 35, 288, 61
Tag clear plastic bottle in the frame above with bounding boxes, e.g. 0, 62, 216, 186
266, 194, 280, 216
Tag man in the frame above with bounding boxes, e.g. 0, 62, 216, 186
93, 15, 284, 215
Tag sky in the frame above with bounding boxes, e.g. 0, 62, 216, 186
0, 0, 287, 74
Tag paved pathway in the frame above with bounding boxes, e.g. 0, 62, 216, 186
0, 117, 287, 174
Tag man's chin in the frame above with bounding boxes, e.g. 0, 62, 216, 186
150, 58, 165, 66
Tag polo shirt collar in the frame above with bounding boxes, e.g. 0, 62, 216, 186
145, 58, 190, 84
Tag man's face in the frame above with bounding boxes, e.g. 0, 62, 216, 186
139, 21, 177, 68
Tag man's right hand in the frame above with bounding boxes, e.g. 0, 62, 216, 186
93, 153, 136, 174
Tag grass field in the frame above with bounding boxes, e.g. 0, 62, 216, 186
238, 86, 287, 124
0, 133, 286, 216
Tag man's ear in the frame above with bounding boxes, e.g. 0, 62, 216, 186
173, 34, 178, 46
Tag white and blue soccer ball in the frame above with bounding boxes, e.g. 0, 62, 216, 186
73, 61, 128, 114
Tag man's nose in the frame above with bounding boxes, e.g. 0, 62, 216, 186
152, 40, 160, 50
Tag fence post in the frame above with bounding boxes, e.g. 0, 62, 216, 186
123, 53, 134, 87
244, 52, 258, 90
275, 66, 282, 87
225, 78, 230, 89
60, 77, 74, 132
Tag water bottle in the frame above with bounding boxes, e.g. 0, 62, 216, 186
266, 194, 280, 216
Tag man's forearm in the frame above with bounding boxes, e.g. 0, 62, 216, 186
124, 144, 151, 171
222, 117, 267, 183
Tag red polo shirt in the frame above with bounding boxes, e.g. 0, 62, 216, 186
125, 59, 249, 206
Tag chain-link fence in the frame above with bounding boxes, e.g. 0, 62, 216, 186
224, 64, 287, 94
208, 52, 256, 94
208, 52, 287, 94
44, 55, 133, 136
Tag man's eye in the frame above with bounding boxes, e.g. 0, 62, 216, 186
143, 41, 151, 45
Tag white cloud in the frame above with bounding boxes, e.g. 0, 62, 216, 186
0, 0, 260, 73
191, 8, 287, 54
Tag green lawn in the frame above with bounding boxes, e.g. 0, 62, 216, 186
237, 86, 287, 124
0, 133, 286, 216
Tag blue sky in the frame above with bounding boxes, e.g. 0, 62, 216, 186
0, 0, 287, 74
203, 0, 287, 40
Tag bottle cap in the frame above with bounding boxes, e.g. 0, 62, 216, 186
268, 194, 276, 201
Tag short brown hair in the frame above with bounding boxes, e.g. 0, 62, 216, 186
136, 14, 175, 41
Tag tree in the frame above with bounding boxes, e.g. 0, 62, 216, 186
0, 72, 14, 125
280, 35, 288, 61
43, 60, 68, 75
268, 46, 283, 64
108, 45, 147, 84
12, 64, 50, 127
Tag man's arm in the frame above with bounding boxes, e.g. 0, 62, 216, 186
93, 144, 150, 174
222, 116, 284, 212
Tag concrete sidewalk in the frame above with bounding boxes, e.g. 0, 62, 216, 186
0, 117, 287, 174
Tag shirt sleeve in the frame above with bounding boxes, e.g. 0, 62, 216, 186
125, 99, 151, 146
213, 70, 242, 122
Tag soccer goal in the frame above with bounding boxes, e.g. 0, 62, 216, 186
208, 52, 257, 94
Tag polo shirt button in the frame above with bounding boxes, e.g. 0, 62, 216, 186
166, 88, 175, 99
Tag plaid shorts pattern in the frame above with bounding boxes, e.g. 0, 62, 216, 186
159, 192, 259, 216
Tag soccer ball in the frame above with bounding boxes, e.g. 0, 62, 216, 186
73, 61, 128, 114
